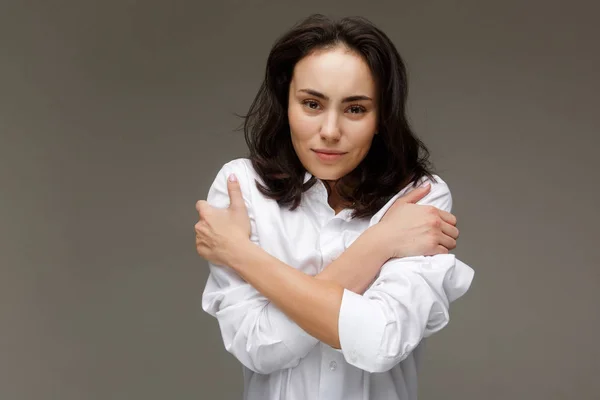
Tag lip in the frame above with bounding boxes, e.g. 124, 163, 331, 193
312, 149, 347, 162
313, 149, 347, 154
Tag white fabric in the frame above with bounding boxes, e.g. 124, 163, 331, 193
202, 158, 474, 400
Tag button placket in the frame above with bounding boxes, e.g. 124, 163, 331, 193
318, 344, 346, 398
319, 222, 342, 266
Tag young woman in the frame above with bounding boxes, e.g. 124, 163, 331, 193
195, 14, 474, 400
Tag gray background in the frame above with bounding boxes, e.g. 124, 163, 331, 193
1, 0, 598, 399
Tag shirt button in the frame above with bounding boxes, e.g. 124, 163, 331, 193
350, 350, 358, 363
329, 361, 337, 371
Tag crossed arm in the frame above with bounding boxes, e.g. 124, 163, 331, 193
199, 161, 473, 374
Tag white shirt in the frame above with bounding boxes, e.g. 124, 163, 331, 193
202, 158, 474, 400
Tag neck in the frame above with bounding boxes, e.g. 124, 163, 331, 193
324, 180, 350, 214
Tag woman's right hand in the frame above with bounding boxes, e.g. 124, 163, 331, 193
378, 184, 460, 259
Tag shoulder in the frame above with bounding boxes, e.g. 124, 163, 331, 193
210, 157, 263, 188
217, 157, 256, 179
418, 174, 452, 205
370, 174, 453, 223
411, 174, 453, 212
207, 158, 258, 208
392, 174, 451, 198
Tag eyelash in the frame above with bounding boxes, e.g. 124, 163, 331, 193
302, 100, 366, 114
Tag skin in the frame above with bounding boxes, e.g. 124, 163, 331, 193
195, 45, 459, 349
287, 46, 378, 212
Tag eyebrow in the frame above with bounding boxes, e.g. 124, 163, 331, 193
298, 89, 373, 103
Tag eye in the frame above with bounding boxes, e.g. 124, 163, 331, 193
302, 100, 321, 110
347, 105, 366, 114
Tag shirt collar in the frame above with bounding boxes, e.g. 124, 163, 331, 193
303, 171, 312, 184
302, 171, 356, 221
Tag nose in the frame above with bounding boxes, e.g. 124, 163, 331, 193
319, 112, 341, 142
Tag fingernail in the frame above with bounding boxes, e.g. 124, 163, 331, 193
228, 173, 238, 182
421, 182, 430, 188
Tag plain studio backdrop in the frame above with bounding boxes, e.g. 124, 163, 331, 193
1, 0, 598, 399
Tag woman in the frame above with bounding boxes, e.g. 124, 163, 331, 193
195, 14, 474, 400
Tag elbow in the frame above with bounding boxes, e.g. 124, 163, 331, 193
340, 304, 449, 373
223, 340, 298, 374
223, 328, 305, 375
344, 338, 420, 374
210, 300, 319, 374
254, 364, 291, 375
258, 359, 302, 375
244, 358, 297, 375
362, 360, 403, 374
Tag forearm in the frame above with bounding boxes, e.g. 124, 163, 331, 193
227, 240, 344, 349
316, 224, 391, 294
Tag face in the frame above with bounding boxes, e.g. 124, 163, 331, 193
287, 45, 378, 185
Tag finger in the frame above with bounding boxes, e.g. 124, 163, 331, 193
227, 173, 247, 212
441, 221, 460, 240
196, 200, 209, 217
397, 183, 431, 204
437, 232, 457, 250
438, 210, 457, 226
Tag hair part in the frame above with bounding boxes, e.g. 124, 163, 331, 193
240, 13, 435, 219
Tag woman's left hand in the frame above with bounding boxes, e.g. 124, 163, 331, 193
195, 173, 251, 266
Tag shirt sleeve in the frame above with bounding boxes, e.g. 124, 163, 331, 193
201, 159, 319, 374
337, 176, 475, 373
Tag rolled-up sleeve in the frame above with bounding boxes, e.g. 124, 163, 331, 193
338, 255, 474, 373
201, 160, 319, 374
338, 175, 474, 373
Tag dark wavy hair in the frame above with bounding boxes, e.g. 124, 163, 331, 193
241, 13, 435, 219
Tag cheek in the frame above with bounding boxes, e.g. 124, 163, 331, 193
343, 118, 377, 152
288, 105, 318, 143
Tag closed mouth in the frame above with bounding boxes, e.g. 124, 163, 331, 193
312, 150, 347, 155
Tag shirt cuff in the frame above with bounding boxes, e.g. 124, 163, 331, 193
338, 288, 387, 369
446, 259, 475, 302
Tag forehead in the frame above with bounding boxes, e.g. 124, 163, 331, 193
291, 46, 376, 97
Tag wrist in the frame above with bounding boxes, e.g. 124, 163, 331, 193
223, 236, 254, 270
316, 224, 391, 294
367, 223, 395, 260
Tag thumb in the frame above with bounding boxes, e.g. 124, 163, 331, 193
227, 173, 247, 212
195, 199, 209, 217
397, 182, 431, 204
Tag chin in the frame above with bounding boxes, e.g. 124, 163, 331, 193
309, 167, 345, 181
